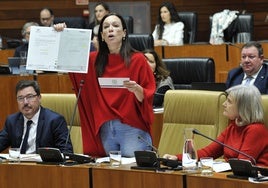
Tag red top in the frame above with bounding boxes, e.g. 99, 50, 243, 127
69, 51, 155, 157
177, 121, 268, 166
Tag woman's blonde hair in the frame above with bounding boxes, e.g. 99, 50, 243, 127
226, 85, 264, 126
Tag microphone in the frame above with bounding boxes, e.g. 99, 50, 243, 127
192, 129, 256, 165
64, 79, 84, 149
63, 80, 94, 164
137, 135, 182, 169
137, 135, 158, 155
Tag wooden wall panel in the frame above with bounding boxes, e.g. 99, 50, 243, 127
0, 0, 267, 45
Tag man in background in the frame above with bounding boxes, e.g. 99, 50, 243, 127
226, 41, 268, 94
40, 7, 54, 27
0, 80, 73, 154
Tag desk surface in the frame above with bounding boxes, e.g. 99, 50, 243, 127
0, 162, 267, 188
0, 162, 91, 188
92, 164, 185, 188
187, 172, 268, 188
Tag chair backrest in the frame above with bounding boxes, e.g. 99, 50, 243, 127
178, 12, 198, 44
162, 57, 215, 89
128, 34, 154, 51
262, 95, 268, 128
41, 93, 83, 154
54, 17, 87, 29
157, 90, 228, 157
123, 16, 134, 34
234, 14, 254, 43
209, 13, 254, 43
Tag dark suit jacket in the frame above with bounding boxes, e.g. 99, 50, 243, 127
14, 43, 28, 57
226, 64, 268, 94
0, 106, 73, 153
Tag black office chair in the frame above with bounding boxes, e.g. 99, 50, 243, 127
178, 12, 198, 44
162, 57, 215, 89
54, 17, 87, 29
123, 16, 134, 34
128, 34, 154, 51
234, 14, 254, 43
209, 13, 254, 43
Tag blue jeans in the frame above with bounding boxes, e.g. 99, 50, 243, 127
100, 119, 152, 157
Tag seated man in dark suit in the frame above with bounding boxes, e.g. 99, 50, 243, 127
0, 80, 73, 154
14, 22, 39, 58
226, 41, 268, 94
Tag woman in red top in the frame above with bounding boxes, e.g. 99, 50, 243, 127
68, 13, 156, 157
164, 85, 268, 166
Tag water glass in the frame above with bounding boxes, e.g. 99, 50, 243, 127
200, 157, 213, 176
109, 151, 121, 167
9, 148, 21, 163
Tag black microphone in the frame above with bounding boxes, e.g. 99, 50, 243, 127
64, 79, 84, 149
192, 129, 256, 164
137, 135, 158, 155
137, 135, 182, 169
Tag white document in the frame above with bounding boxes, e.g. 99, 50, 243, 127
26, 26, 92, 73
98, 77, 130, 88
95, 157, 136, 165
212, 161, 231, 172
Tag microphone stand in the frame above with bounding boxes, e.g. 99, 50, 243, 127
64, 79, 84, 148
192, 129, 256, 165
192, 129, 264, 178
63, 80, 94, 164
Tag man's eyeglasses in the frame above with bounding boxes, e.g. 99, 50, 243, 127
17, 94, 38, 103
41, 17, 51, 21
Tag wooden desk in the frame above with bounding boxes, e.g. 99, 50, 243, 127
154, 43, 268, 83
0, 49, 15, 64
0, 163, 91, 188
92, 164, 185, 188
163, 44, 232, 83
187, 172, 268, 188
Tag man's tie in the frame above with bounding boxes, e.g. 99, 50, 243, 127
20, 120, 32, 154
244, 76, 253, 86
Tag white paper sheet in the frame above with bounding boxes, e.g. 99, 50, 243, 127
98, 77, 130, 88
26, 26, 91, 73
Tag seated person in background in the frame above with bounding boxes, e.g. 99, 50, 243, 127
152, 2, 184, 46
164, 85, 268, 167
226, 41, 268, 94
14, 22, 39, 57
89, 2, 109, 51
0, 80, 73, 154
88, 2, 110, 29
143, 49, 174, 107
91, 24, 100, 51
40, 7, 54, 27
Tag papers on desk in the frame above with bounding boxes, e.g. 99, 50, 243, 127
96, 157, 136, 165
26, 26, 92, 73
213, 161, 231, 172
0, 154, 42, 162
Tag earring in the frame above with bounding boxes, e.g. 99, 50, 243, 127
123, 36, 125, 40
102, 38, 104, 41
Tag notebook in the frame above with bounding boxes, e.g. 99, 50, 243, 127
8, 57, 34, 75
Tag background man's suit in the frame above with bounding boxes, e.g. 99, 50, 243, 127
0, 106, 73, 153
226, 63, 268, 94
